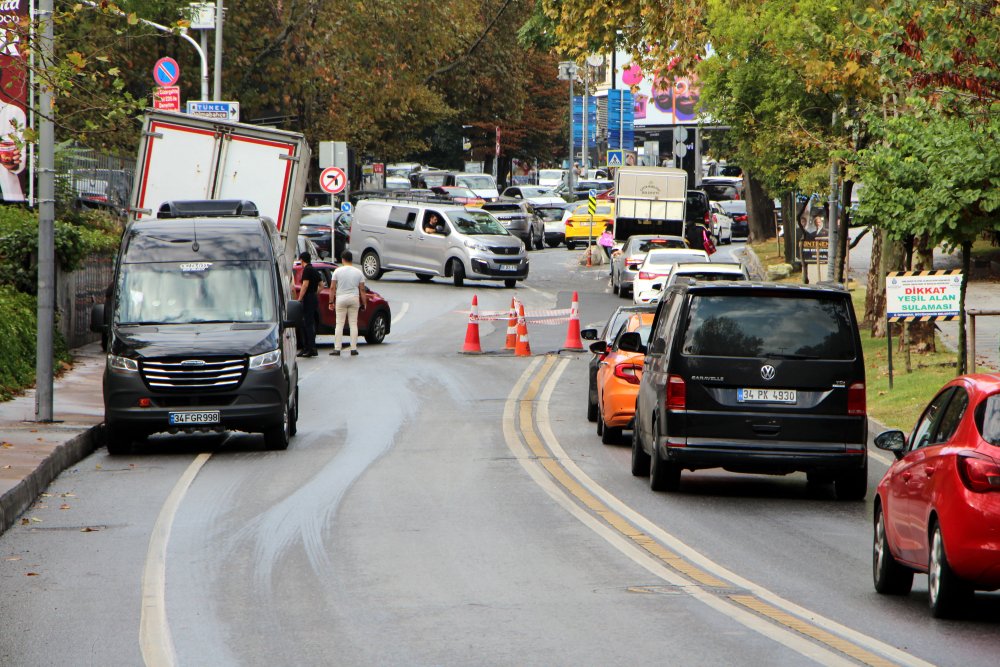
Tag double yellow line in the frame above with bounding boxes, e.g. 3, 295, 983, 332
504, 356, 931, 667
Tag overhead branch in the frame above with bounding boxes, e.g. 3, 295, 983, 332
424, 0, 517, 84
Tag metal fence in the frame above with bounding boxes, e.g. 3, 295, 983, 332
56, 145, 136, 217
57, 254, 114, 349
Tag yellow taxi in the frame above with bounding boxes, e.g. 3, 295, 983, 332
563, 201, 614, 250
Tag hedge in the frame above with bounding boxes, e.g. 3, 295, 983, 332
0, 286, 70, 400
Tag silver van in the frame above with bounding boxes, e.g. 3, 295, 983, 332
348, 197, 529, 287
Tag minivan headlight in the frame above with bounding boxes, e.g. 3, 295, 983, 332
108, 355, 138, 372
249, 349, 281, 370
464, 239, 489, 253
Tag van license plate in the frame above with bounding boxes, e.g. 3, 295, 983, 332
169, 411, 221, 425
498, 264, 518, 271
738, 389, 797, 403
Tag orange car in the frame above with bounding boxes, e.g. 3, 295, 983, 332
592, 312, 654, 444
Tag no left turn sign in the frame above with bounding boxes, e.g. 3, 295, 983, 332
319, 167, 347, 194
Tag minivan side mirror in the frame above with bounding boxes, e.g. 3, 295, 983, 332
589, 341, 608, 355
580, 328, 599, 341
617, 331, 646, 354
90, 304, 106, 333
284, 300, 303, 326
874, 430, 907, 459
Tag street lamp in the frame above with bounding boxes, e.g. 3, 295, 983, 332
557, 61, 579, 194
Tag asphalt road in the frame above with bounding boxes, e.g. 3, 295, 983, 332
2, 241, 998, 666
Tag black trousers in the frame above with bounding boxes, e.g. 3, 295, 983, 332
301, 293, 319, 352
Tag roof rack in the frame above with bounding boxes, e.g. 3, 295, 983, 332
157, 200, 259, 219
353, 190, 464, 206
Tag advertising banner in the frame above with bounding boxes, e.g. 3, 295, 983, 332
615, 53, 702, 127
0, 0, 29, 202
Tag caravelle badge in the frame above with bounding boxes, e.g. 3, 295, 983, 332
760, 365, 776, 381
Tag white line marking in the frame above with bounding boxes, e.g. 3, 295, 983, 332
533, 360, 932, 667
391, 302, 410, 326
140, 453, 212, 667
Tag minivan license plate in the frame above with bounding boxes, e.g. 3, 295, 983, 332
738, 388, 797, 403
168, 411, 221, 425
498, 264, 518, 271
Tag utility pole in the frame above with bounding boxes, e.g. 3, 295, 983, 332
213, 0, 224, 100
35, 0, 55, 421
558, 62, 579, 194
826, 110, 840, 282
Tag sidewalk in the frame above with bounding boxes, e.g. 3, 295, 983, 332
0, 343, 105, 535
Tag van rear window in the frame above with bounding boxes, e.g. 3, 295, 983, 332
682, 294, 856, 360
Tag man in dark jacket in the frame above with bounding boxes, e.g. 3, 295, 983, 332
296, 252, 321, 357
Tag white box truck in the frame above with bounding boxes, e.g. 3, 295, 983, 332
613, 166, 687, 242
130, 109, 311, 262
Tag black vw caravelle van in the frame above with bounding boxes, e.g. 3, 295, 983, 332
91, 201, 302, 454
621, 281, 868, 499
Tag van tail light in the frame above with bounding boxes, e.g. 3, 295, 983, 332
847, 382, 866, 416
711, 213, 718, 225
704, 210, 711, 224
614, 363, 642, 385
666, 374, 686, 411
958, 453, 1000, 493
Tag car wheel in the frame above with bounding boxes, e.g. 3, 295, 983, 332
534, 228, 544, 250
566, 241, 575, 251
929, 521, 972, 618
834, 458, 867, 500
451, 259, 465, 287
631, 411, 650, 477
361, 250, 383, 280
587, 374, 598, 422
873, 504, 914, 595
288, 386, 299, 437
649, 422, 680, 492
596, 408, 604, 436
364, 311, 389, 344
546, 240, 560, 248
263, 403, 291, 451
504, 279, 517, 288
620, 283, 631, 300
601, 419, 621, 445
416, 273, 434, 282
612, 271, 620, 295
104, 424, 135, 456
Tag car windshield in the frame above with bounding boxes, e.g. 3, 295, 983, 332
539, 170, 563, 180
115, 261, 276, 325
520, 187, 553, 197
300, 213, 334, 227
719, 165, 742, 177
682, 294, 856, 359
535, 207, 566, 221
572, 203, 613, 216
442, 187, 476, 198
720, 201, 747, 214
634, 239, 685, 252
704, 184, 739, 201
645, 252, 704, 266
457, 175, 495, 190
447, 209, 509, 235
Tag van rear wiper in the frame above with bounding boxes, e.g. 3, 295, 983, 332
766, 353, 821, 360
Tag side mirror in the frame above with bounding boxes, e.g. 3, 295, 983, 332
874, 430, 907, 458
618, 331, 646, 354
580, 328, 598, 341
90, 304, 106, 333
651, 282, 663, 291
589, 341, 608, 355
284, 300, 303, 326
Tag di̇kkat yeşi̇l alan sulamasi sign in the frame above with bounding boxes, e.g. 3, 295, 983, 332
885, 270, 963, 322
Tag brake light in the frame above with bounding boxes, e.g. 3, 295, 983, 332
565, 220, 574, 227
666, 374, 686, 410
704, 210, 711, 224
638, 271, 662, 280
614, 363, 642, 385
958, 453, 1000, 493
711, 213, 718, 224
626, 256, 642, 266
847, 382, 866, 416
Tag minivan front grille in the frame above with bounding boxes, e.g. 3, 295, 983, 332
489, 246, 520, 255
141, 357, 247, 391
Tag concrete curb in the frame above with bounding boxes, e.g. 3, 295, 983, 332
0, 424, 101, 536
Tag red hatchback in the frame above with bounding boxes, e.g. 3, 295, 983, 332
872, 374, 1000, 617
292, 260, 392, 344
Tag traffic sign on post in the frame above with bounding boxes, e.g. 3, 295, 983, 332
153, 57, 180, 87
320, 167, 347, 194
607, 150, 623, 167
341, 202, 353, 213
153, 86, 180, 112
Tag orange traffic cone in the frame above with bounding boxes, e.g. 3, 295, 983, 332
563, 291, 584, 351
462, 295, 482, 354
504, 298, 518, 350
514, 303, 531, 357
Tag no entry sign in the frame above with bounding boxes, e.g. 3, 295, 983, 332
319, 166, 347, 194
153, 57, 180, 87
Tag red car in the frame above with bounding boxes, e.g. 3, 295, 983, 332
873, 374, 1000, 617
292, 260, 392, 344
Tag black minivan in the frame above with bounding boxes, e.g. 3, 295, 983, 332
621, 281, 868, 499
91, 200, 302, 454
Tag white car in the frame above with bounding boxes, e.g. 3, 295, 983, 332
632, 248, 710, 304
709, 201, 734, 244
538, 168, 566, 189
634, 262, 749, 304
502, 186, 566, 207
611, 234, 689, 297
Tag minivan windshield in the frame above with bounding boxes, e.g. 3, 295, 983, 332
683, 294, 856, 360
115, 261, 276, 325
456, 175, 497, 190
447, 209, 509, 236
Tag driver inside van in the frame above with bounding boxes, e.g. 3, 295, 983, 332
424, 213, 444, 234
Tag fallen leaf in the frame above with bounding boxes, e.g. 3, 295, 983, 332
25, 572, 39, 576
95, 465, 102, 470
59, 504, 71, 510
4, 556, 21, 561
1, 442, 13, 448
40, 493, 52, 498
2, 465, 10, 469
60, 493, 76, 498
30, 517, 42, 523
20, 518, 28, 525
80, 527, 99, 533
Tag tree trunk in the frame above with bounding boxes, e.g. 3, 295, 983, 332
868, 230, 907, 337
743, 170, 775, 242
906, 232, 937, 352
835, 180, 853, 283
782, 191, 797, 266
863, 228, 883, 329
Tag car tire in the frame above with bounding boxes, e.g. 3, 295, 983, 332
612, 271, 620, 295
649, 423, 681, 492
631, 412, 650, 477
416, 273, 434, 282
104, 424, 135, 456
546, 240, 560, 248
451, 259, 466, 287
288, 387, 299, 437
873, 504, 913, 595
364, 311, 389, 344
361, 250, 383, 281
504, 279, 517, 288
587, 375, 598, 422
929, 521, 972, 618
596, 409, 604, 436
601, 419, 621, 445
566, 241, 575, 251
834, 459, 867, 501
534, 228, 544, 250
263, 403, 291, 451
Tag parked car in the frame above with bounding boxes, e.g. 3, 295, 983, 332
481, 198, 544, 250
292, 260, 392, 344
592, 311, 655, 444
718, 200, 748, 239
385, 176, 411, 190
563, 201, 615, 250
872, 374, 1000, 617
69, 168, 133, 213
451, 172, 501, 201
538, 168, 566, 189
430, 186, 485, 207
611, 235, 689, 298
622, 281, 867, 498
632, 262, 749, 304
580, 305, 655, 423
702, 177, 743, 202
534, 203, 573, 248
501, 186, 565, 206
631, 248, 710, 304
300, 207, 352, 260
709, 202, 734, 244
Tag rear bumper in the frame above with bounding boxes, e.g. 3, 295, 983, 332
657, 437, 867, 475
